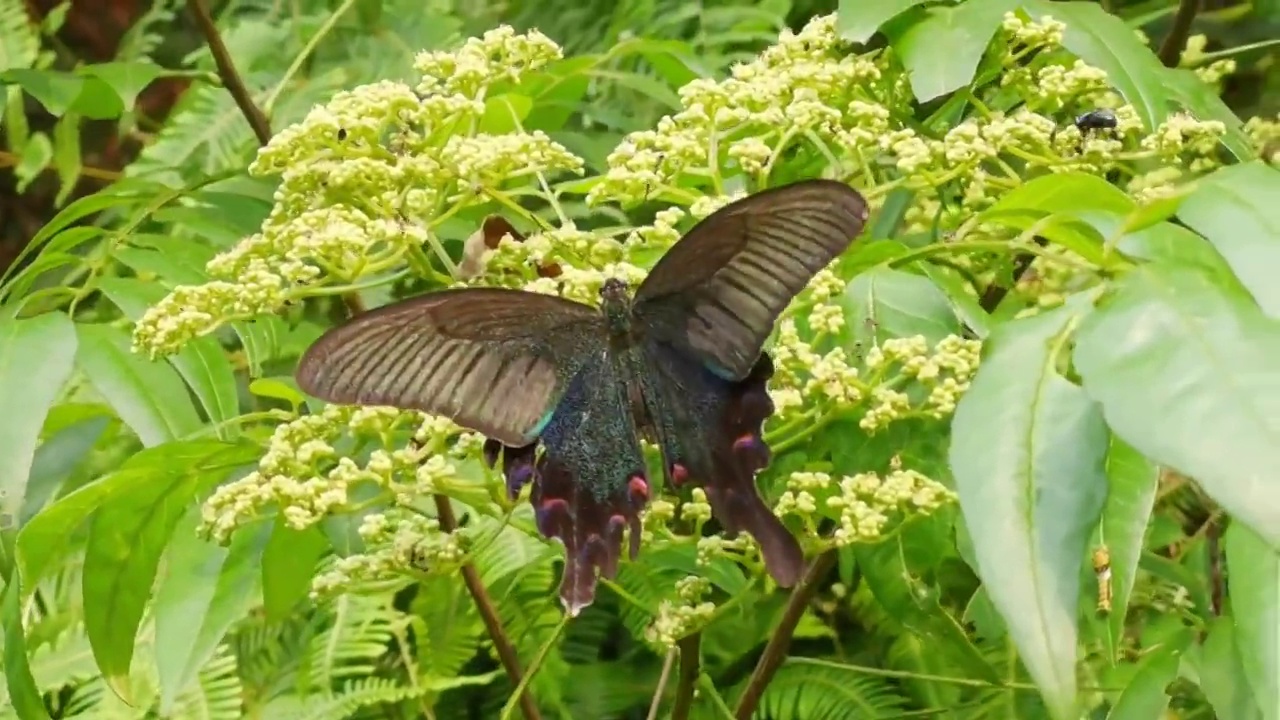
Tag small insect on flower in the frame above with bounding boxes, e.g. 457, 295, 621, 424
1074, 108, 1118, 134
295, 180, 871, 616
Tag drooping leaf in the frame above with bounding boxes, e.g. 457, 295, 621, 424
261, 521, 329, 623
2, 576, 51, 720
1176, 161, 1280, 317
884, 0, 1014, 102
1224, 523, 1280, 720
0, 311, 77, 526
76, 323, 203, 446
1193, 617, 1265, 720
97, 278, 240, 436
1092, 436, 1160, 662
949, 296, 1109, 720
1073, 260, 1280, 547
74, 442, 257, 698
154, 513, 270, 711
1106, 631, 1188, 720
836, 0, 929, 43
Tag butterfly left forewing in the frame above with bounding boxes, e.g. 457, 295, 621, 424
633, 179, 868, 379
295, 288, 602, 446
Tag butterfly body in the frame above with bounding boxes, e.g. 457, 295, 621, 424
296, 179, 870, 613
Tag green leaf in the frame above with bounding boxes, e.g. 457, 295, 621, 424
948, 296, 1109, 720
154, 513, 270, 711
841, 266, 962, 349
1225, 523, 1280, 720
885, 0, 1014, 102
1023, 1, 1252, 159
1073, 261, 1280, 547
2, 578, 51, 720
854, 518, 1001, 684
20, 412, 111, 524
97, 278, 239, 437
16, 441, 255, 586
1195, 617, 1265, 720
1176, 162, 1280, 317
76, 323, 203, 446
248, 377, 305, 410
1, 68, 83, 115
261, 521, 328, 623
1092, 436, 1160, 662
837, 0, 928, 43
79, 61, 162, 112
478, 93, 533, 135
82, 444, 253, 699
0, 312, 76, 528
51, 111, 81, 206
1105, 632, 1188, 720
915, 261, 992, 338
14, 130, 51, 192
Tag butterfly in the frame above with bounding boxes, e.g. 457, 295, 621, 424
295, 179, 870, 614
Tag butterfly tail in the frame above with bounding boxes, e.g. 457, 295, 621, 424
703, 354, 805, 588
484, 439, 648, 616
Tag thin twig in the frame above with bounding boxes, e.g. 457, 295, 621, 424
647, 647, 678, 720
188, 0, 367, 319
1158, 0, 1200, 68
186, 0, 272, 145
733, 551, 837, 719
671, 633, 702, 720
977, 235, 1048, 313
433, 495, 542, 720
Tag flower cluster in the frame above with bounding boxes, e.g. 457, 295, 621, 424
766, 324, 983, 434
133, 28, 583, 357
200, 406, 465, 542
311, 508, 467, 597
644, 576, 717, 649
775, 463, 955, 546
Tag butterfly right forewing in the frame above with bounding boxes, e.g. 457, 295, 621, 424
296, 288, 603, 446
633, 180, 868, 379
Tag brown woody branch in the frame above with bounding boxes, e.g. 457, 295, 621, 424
732, 550, 838, 719
434, 495, 542, 720
671, 633, 702, 720
1158, 0, 1200, 68
186, 0, 366, 318
978, 235, 1049, 314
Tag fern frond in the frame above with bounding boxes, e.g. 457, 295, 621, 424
307, 594, 399, 686
258, 677, 431, 720
167, 646, 244, 720
128, 84, 258, 182
0, 0, 37, 71
413, 576, 484, 679
753, 661, 910, 720
115, 0, 180, 62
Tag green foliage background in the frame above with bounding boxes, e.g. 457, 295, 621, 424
1, 0, 1279, 719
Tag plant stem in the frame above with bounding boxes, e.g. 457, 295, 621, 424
647, 647, 678, 720
732, 550, 837, 719
977, 235, 1047, 313
1158, 0, 1200, 68
671, 633, 702, 720
263, 0, 359, 114
186, 0, 272, 146
787, 656, 1042, 690
433, 495, 542, 720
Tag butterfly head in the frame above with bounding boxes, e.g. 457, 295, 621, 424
599, 277, 632, 335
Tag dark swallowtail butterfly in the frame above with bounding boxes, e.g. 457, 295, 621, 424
296, 179, 870, 614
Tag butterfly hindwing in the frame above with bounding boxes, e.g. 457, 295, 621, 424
639, 341, 803, 587
488, 348, 651, 614
295, 288, 603, 446
633, 179, 868, 379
